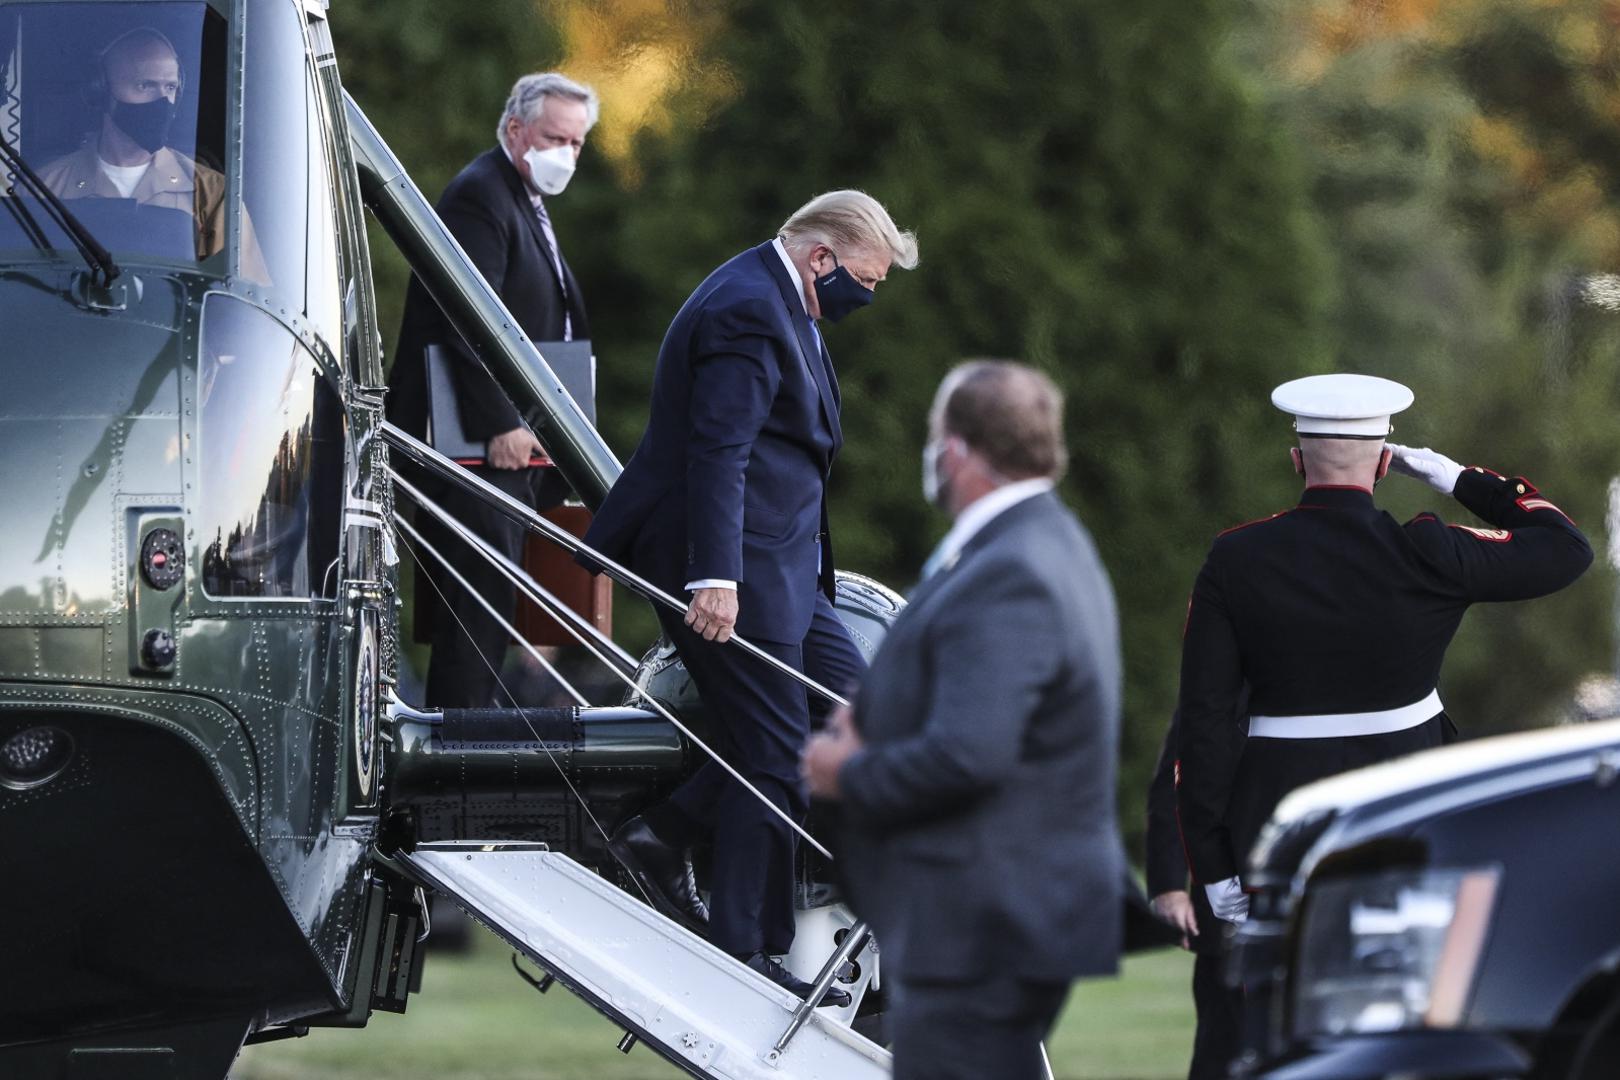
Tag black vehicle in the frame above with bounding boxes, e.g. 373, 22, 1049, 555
1234, 717, 1620, 1079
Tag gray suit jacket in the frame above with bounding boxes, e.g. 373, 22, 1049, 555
838, 491, 1125, 984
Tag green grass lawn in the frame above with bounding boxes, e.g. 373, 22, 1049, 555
232, 928, 1196, 1080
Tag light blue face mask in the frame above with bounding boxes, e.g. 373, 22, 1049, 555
921, 439, 948, 507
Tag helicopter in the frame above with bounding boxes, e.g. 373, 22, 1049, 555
0, 1, 918, 1077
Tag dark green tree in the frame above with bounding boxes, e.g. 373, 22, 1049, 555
328, 0, 566, 361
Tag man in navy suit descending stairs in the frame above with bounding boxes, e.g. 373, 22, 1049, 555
585, 190, 918, 1005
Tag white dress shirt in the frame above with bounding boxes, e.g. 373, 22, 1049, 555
99, 158, 151, 199
920, 478, 1056, 581
685, 237, 813, 594
770, 235, 810, 314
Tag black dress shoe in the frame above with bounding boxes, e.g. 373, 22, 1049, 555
739, 951, 853, 1008
608, 815, 710, 934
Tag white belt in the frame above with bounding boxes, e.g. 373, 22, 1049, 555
1248, 690, 1442, 739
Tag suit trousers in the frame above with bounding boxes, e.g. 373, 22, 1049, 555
421, 465, 554, 709
650, 591, 865, 956
1189, 950, 1242, 1080
889, 974, 1070, 1080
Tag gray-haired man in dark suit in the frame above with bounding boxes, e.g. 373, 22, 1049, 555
803, 360, 1125, 1080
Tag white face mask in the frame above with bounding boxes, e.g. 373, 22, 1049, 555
523, 144, 576, 196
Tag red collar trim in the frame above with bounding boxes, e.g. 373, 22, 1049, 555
1304, 483, 1373, 494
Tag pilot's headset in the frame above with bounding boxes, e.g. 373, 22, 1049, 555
83, 27, 186, 151
85, 27, 187, 108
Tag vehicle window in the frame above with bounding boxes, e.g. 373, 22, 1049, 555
304, 61, 342, 357
238, 0, 310, 296
0, 2, 229, 270
198, 294, 344, 600
307, 12, 381, 384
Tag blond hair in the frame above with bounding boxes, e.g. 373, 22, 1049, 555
779, 189, 919, 269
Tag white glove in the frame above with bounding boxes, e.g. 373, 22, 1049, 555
1205, 876, 1251, 924
1387, 444, 1463, 495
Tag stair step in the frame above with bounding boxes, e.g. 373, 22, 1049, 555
399, 843, 891, 1079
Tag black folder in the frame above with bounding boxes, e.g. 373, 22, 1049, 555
426, 340, 596, 465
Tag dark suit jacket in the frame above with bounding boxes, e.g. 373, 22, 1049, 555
583, 241, 840, 644
838, 492, 1126, 984
387, 147, 589, 444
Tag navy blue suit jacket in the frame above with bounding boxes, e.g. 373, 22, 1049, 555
584, 242, 841, 643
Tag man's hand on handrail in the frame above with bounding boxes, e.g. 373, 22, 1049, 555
686, 586, 739, 642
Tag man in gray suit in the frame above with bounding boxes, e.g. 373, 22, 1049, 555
803, 361, 1125, 1080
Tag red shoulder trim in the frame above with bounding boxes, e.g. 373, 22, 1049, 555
1172, 764, 1199, 883
1406, 512, 1440, 526
1217, 509, 1292, 538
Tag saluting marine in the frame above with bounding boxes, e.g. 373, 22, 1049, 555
1176, 373, 1593, 931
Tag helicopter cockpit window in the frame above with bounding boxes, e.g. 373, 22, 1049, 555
198, 294, 344, 600
0, 2, 230, 271
240, 0, 333, 316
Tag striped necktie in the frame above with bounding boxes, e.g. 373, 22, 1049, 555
534, 197, 572, 341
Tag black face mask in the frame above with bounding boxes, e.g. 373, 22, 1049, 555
813, 252, 875, 323
110, 98, 176, 154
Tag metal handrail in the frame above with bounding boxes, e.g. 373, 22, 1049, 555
769, 921, 871, 1059
382, 423, 851, 710
389, 482, 835, 861
393, 513, 588, 706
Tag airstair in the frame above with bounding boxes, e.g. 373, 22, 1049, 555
397, 842, 892, 1079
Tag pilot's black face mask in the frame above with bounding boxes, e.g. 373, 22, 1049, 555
110, 98, 176, 154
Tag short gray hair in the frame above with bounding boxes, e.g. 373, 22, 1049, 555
779, 190, 919, 270
498, 72, 599, 144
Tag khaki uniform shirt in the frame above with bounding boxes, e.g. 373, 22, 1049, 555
37, 138, 268, 281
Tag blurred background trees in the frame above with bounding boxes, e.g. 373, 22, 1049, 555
331, 0, 1619, 856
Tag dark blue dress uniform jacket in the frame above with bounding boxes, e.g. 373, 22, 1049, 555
583, 241, 840, 644
1177, 469, 1592, 884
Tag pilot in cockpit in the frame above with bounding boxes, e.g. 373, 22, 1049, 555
36, 26, 265, 278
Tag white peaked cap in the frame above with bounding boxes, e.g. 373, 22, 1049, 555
1271, 373, 1414, 438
